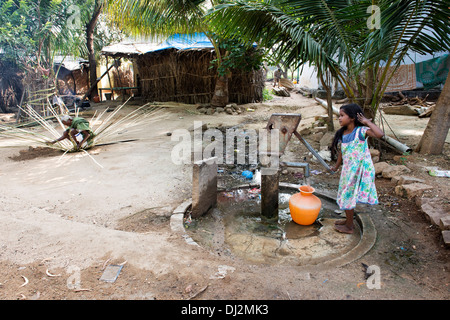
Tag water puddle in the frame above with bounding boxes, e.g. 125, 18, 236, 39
186, 187, 362, 266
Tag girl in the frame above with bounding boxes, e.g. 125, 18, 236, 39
330, 104, 384, 234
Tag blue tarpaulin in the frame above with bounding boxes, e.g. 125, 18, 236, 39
155, 33, 214, 52
101, 33, 214, 56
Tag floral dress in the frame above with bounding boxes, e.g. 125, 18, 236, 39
337, 126, 378, 210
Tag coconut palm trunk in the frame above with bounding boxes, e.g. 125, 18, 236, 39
210, 75, 229, 107
415, 73, 450, 155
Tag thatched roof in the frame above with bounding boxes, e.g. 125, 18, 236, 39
101, 33, 214, 58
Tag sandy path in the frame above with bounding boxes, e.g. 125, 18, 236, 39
0, 93, 448, 300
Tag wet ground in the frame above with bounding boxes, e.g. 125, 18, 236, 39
186, 187, 362, 266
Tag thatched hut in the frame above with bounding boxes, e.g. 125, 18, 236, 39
101, 33, 264, 104
0, 58, 24, 113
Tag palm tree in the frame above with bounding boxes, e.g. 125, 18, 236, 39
208, 0, 450, 118
105, 0, 245, 107
415, 72, 450, 154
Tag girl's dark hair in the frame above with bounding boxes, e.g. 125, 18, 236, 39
330, 103, 364, 160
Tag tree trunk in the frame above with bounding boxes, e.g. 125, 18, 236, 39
86, 2, 103, 100
415, 74, 450, 155
319, 73, 334, 131
210, 75, 229, 108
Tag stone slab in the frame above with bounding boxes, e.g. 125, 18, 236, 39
392, 175, 426, 185
382, 165, 411, 179
170, 213, 185, 234
417, 198, 448, 226
191, 157, 217, 218
374, 162, 390, 175
442, 230, 450, 248
394, 182, 433, 199
440, 216, 450, 231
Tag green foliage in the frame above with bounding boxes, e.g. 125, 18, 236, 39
262, 88, 273, 101
209, 35, 265, 76
0, 0, 124, 71
209, 0, 450, 113
107, 1, 265, 80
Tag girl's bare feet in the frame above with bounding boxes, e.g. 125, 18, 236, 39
334, 219, 347, 225
334, 224, 354, 234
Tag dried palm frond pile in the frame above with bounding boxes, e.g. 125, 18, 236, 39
0, 98, 160, 155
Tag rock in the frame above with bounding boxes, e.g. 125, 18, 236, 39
310, 132, 324, 142
315, 89, 328, 99
205, 108, 215, 115
440, 216, 450, 231
332, 89, 346, 100
441, 230, 450, 248
319, 131, 334, 151
216, 107, 225, 113
316, 149, 331, 162
382, 165, 411, 179
225, 107, 233, 115
416, 198, 449, 226
392, 175, 426, 185
299, 127, 311, 135
394, 182, 433, 199
314, 115, 329, 122
374, 162, 390, 175
369, 149, 380, 157
313, 126, 328, 133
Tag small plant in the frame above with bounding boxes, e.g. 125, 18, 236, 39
262, 88, 273, 101
399, 151, 411, 165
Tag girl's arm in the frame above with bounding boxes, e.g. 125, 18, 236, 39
357, 113, 384, 139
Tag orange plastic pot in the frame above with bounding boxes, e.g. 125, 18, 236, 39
289, 185, 322, 225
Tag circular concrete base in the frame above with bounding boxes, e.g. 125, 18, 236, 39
171, 183, 377, 270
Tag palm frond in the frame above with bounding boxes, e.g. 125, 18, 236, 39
106, 0, 209, 38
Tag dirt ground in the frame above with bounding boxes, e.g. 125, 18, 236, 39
0, 85, 448, 301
